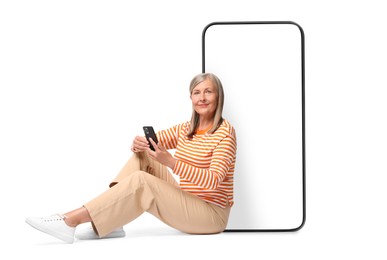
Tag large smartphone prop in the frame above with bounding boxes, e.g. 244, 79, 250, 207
202, 21, 305, 231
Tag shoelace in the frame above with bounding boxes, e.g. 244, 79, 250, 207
42, 214, 65, 222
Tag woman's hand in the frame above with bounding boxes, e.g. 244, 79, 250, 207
131, 136, 150, 153
147, 138, 177, 169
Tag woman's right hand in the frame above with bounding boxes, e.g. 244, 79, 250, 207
131, 136, 150, 153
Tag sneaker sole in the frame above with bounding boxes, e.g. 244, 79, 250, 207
76, 229, 126, 240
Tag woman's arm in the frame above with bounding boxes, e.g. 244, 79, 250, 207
147, 138, 177, 169
156, 124, 180, 150
173, 133, 237, 190
144, 123, 184, 168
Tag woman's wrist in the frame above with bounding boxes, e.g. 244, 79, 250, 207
168, 158, 177, 170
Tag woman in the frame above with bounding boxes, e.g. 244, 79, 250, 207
26, 73, 237, 243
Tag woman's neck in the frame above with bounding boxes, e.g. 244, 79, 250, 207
198, 118, 213, 131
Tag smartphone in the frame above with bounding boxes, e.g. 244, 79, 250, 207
143, 126, 158, 151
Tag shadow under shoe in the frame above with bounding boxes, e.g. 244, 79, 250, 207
75, 226, 126, 240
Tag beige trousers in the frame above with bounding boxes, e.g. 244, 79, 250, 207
84, 152, 230, 237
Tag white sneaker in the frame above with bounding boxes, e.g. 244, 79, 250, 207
75, 226, 125, 240
26, 214, 75, 244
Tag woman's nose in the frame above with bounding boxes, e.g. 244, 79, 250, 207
200, 93, 206, 101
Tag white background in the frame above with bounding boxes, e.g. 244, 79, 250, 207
1, 0, 386, 259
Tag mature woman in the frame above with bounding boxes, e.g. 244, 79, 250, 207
26, 73, 237, 243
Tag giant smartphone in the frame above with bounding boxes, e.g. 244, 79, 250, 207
203, 21, 305, 231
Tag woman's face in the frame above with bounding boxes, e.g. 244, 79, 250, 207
191, 79, 218, 120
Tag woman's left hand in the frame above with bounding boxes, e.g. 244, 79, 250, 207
147, 138, 177, 169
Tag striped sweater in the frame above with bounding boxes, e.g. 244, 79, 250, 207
156, 120, 237, 208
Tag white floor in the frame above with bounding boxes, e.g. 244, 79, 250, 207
5, 207, 385, 260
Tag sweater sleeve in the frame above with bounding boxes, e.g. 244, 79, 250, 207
173, 133, 237, 190
156, 124, 180, 150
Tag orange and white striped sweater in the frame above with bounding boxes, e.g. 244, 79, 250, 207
156, 120, 237, 208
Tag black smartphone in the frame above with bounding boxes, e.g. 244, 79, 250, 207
143, 126, 158, 151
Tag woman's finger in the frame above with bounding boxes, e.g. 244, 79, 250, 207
134, 136, 148, 145
148, 138, 159, 151
132, 136, 150, 152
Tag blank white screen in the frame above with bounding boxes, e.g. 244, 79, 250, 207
204, 23, 304, 230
